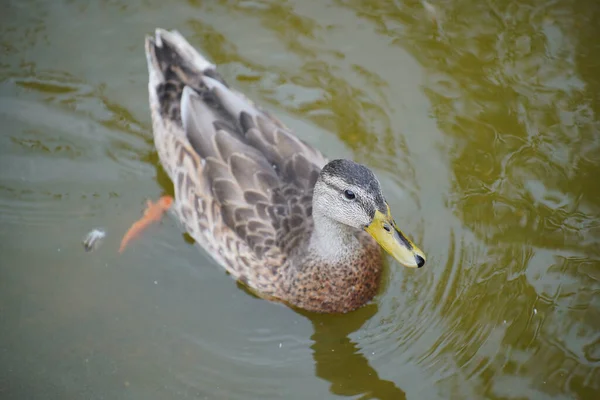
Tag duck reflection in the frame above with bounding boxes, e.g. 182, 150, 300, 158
300, 305, 406, 400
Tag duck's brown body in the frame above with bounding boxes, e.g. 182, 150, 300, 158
145, 29, 388, 313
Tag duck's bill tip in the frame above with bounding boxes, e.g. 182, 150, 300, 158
365, 210, 425, 269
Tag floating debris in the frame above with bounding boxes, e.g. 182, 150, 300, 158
83, 229, 106, 252
422, 0, 439, 24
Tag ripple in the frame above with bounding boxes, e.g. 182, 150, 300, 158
357, 224, 464, 365
1, 71, 154, 176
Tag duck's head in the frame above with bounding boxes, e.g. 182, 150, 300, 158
313, 159, 426, 268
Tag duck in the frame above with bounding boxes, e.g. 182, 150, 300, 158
121, 28, 426, 313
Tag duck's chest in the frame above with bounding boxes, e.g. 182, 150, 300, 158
284, 238, 384, 313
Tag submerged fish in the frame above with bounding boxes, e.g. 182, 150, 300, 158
83, 229, 106, 252
119, 196, 173, 253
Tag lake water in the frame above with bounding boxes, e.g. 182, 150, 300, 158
1, 0, 599, 399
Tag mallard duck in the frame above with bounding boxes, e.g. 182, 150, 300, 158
128, 29, 425, 313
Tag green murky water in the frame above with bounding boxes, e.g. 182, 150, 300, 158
1, 0, 599, 399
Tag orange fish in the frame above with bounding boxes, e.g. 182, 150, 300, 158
119, 196, 173, 253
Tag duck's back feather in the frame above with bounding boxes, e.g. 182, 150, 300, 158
145, 29, 329, 273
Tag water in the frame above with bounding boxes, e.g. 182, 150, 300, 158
1, 0, 599, 399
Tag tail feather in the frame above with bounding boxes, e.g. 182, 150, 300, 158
146, 29, 215, 79
145, 29, 232, 124
145, 29, 229, 89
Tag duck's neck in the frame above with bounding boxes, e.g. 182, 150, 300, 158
308, 211, 362, 263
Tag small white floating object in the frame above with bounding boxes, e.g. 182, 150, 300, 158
422, 0, 438, 23
83, 229, 106, 252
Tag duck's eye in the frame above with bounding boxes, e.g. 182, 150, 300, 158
343, 189, 356, 200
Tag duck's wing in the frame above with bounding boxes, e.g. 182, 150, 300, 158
145, 29, 327, 274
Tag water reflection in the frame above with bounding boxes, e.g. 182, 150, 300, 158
305, 305, 407, 400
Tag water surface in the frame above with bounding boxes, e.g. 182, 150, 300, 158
1, 0, 599, 399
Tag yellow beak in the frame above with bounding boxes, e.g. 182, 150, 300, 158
365, 205, 426, 268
